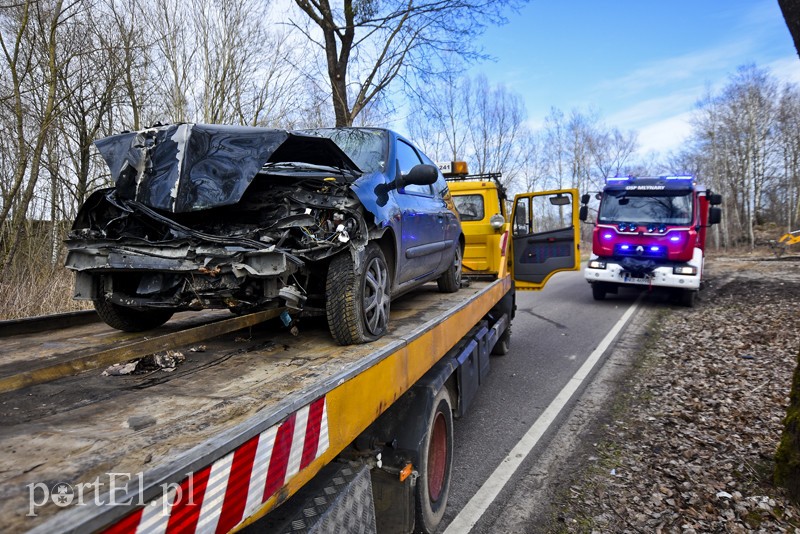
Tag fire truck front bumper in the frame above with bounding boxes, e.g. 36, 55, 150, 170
584, 248, 703, 291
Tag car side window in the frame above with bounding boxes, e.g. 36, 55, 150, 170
396, 140, 432, 196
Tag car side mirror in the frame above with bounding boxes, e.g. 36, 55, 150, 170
402, 164, 439, 187
708, 206, 722, 225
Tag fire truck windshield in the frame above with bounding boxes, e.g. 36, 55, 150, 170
598, 191, 693, 225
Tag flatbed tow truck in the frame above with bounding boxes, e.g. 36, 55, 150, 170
0, 181, 579, 534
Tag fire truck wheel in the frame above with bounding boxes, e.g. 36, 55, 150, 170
94, 299, 173, 332
680, 289, 696, 308
415, 386, 453, 533
592, 283, 607, 301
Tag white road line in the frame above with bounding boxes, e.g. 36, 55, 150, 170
444, 299, 641, 534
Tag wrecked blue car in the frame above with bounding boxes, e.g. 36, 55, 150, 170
65, 124, 464, 344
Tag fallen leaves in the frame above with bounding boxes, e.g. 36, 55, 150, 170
559, 256, 800, 533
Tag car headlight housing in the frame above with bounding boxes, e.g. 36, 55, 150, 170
673, 265, 697, 275
489, 213, 505, 229
588, 260, 606, 269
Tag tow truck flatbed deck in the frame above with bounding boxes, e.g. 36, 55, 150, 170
0, 279, 508, 533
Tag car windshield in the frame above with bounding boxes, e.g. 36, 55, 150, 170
598, 191, 693, 225
302, 128, 388, 174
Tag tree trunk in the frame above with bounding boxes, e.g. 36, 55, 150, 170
775, 348, 800, 503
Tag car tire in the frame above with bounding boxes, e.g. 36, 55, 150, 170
437, 245, 462, 293
414, 386, 453, 533
592, 283, 606, 301
326, 243, 391, 345
94, 299, 173, 332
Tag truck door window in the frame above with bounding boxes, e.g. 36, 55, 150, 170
453, 194, 484, 221
535, 193, 573, 232
397, 140, 432, 196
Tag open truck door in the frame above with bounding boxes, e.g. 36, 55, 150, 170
510, 189, 580, 290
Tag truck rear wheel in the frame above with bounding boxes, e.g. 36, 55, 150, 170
415, 386, 453, 533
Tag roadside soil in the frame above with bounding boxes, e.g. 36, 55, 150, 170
508, 252, 800, 533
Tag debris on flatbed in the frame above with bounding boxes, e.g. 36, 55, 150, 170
101, 350, 186, 376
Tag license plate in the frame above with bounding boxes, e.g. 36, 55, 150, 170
622, 272, 651, 285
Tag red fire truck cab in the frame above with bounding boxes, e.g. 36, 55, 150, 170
580, 175, 722, 307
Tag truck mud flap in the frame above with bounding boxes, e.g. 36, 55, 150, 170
250, 462, 376, 534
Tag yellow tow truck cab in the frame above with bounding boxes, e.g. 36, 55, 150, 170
440, 161, 580, 290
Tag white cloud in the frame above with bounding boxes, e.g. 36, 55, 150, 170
766, 56, 800, 86
593, 41, 751, 98
635, 112, 694, 155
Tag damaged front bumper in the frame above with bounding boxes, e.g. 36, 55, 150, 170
65, 239, 302, 309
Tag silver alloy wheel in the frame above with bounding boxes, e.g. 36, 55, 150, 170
363, 255, 390, 335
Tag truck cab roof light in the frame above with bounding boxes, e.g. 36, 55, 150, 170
663, 175, 694, 181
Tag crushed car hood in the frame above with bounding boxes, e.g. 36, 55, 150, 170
94, 123, 361, 213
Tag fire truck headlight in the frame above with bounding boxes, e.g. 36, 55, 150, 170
673, 265, 697, 275
588, 260, 606, 269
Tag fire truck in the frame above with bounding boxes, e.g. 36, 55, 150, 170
580, 175, 722, 307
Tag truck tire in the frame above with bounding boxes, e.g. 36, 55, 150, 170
680, 289, 696, 308
94, 299, 173, 332
326, 243, 391, 345
592, 283, 606, 301
491, 327, 511, 355
415, 386, 453, 533
437, 245, 462, 293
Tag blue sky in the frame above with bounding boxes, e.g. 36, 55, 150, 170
469, 0, 800, 157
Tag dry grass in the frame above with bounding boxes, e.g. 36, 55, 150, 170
0, 265, 91, 320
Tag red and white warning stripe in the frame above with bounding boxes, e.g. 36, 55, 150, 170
104, 396, 329, 534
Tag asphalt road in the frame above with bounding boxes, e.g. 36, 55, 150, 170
438, 268, 644, 533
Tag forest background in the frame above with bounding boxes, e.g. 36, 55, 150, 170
1, 0, 799, 319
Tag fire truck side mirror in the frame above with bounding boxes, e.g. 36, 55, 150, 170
580, 193, 590, 205
708, 207, 722, 225
579, 205, 588, 222
708, 193, 722, 206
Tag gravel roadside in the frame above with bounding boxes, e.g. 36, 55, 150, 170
498, 254, 800, 534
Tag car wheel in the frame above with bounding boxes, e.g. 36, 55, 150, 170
94, 299, 174, 332
592, 283, 606, 301
326, 243, 391, 345
437, 244, 462, 293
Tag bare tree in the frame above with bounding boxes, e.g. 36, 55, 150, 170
290, 0, 525, 126
0, 0, 82, 272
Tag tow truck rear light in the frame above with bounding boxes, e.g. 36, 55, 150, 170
673, 265, 697, 275
588, 260, 606, 269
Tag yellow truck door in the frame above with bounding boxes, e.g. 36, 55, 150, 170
510, 189, 580, 290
